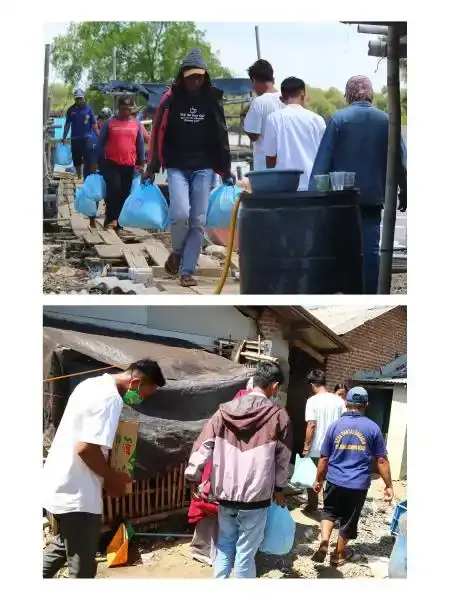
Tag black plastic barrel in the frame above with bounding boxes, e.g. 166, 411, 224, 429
238, 190, 364, 294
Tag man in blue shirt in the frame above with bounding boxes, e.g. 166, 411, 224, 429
309, 76, 407, 294
311, 386, 393, 567
62, 88, 99, 180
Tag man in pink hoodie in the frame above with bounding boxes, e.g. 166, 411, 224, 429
185, 364, 292, 578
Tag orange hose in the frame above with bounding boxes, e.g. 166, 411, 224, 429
43, 365, 117, 383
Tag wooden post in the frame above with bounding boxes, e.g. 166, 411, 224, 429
43, 44, 51, 189
43, 44, 50, 126
378, 25, 401, 294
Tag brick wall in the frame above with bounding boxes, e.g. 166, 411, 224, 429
325, 307, 407, 389
258, 308, 284, 339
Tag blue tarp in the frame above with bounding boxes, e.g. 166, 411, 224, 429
90, 78, 253, 110
50, 117, 70, 140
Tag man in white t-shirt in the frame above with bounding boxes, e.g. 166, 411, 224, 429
303, 369, 345, 512
264, 77, 326, 190
43, 359, 166, 578
243, 59, 284, 171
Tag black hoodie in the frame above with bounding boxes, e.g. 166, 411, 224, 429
147, 48, 231, 176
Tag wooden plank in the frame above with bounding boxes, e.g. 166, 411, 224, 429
196, 253, 221, 274
123, 248, 150, 269
231, 340, 246, 363
144, 238, 170, 267
152, 265, 223, 278
97, 229, 123, 245
70, 214, 103, 245
94, 243, 146, 259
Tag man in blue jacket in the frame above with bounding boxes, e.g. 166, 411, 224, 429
62, 89, 99, 180
310, 76, 407, 294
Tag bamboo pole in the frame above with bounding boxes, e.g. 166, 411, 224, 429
172, 468, 178, 509
155, 474, 160, 513
177, 463, 184, 508
167, 471, 172, 510
161, 474, 165, 511
100, 507, 188, 534
147, 479, 151, 514
107, 497, 113, 523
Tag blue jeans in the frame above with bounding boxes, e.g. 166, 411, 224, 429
214, 505, 268, 579
361, 207, 382, 294
167, 168, 213, 276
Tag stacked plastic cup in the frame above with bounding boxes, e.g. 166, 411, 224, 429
330, 172, 345, 191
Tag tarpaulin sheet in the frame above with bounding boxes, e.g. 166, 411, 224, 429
43, 327, 251, 478
90, 78, 253, 110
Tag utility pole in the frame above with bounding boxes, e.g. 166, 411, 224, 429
378, 25, 401, 294
255, 26, 261, 59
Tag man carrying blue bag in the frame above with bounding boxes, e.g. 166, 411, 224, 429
311, 386, 393, 567
144, 48, 234, 288
62, 89, 98, 181
185, 363, 292, 578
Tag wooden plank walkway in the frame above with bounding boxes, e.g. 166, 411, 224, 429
55, 178, 239, 294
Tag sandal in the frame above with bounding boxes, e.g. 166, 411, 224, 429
104, 219, 118, 230
330, 547, 354, 567
311, 543, 329, 563
165, 252, 181, 276
180, 274, 198, 287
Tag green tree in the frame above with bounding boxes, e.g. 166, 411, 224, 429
51, 21, 232, 89
49, 82, 71, 111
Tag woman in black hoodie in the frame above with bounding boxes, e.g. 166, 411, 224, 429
144, 48, 233, 287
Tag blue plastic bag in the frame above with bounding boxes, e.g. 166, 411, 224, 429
206, 183, 242, 228
290, 455, 317, 488
259, 503, 296, 556
83, 173, 106, 202
55, 143, 72, 166
74, 186, 97, 217
388, 514, 407, 578
130, 173, 142, 195
119, 182, 169, 230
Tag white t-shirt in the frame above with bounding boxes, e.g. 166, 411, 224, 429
43, 374, 123, 515
263, 104, 326, 190
244, 92, 284, 171
305, 392, 345, 458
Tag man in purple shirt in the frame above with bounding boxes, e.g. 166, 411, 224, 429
311, 386, 393, 567
62, 88, 99, 180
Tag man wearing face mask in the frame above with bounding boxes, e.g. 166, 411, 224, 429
185, 362, 292, 579
43, 359, 166, 578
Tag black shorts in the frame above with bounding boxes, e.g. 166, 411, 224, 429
321, 481, 368, 540
71, 138, 93, 169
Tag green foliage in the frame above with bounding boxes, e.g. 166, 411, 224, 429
51, 21, 232, 88
49, 82, 71, 111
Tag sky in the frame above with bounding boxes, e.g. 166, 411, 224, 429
43, 21, 388, 92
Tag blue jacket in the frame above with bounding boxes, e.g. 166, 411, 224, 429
310, 101, 407, 207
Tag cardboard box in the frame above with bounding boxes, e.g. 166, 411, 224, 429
109, 420, 139, 495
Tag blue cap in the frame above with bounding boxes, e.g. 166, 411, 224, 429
74, 88, 85, 98
347, 386, 369, 404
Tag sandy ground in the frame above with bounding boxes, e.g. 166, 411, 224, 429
93, 478, 406, 580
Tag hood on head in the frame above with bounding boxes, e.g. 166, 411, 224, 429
173, 47, 220, 98
219, 392, 281, 440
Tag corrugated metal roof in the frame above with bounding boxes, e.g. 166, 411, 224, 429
306, 306, 397, 335
357, 378, 407, 385
354, 354, 407, 385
